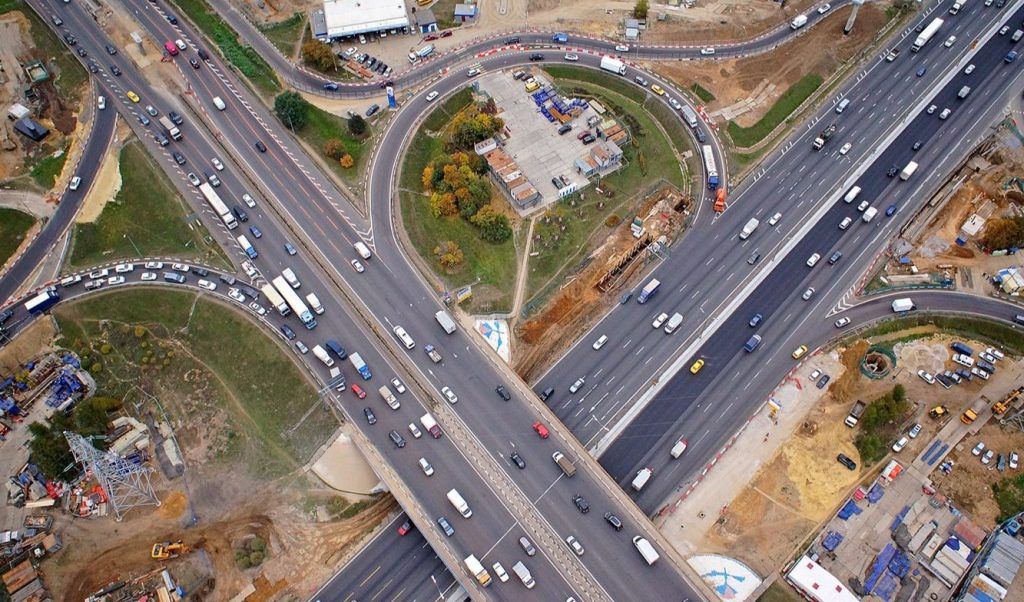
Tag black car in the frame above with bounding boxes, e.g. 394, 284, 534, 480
572, 494, 590, 514
279, 324, 296, 340
837, 454, 857, 471
63, 33, 77, 46
389, 430, 406, 448
816, 374, 831, 389
437, 516, 454, 537
828, 251, 842, 265
166, 14, 178, 24
219, 273, 236, 285
323, 82, 339, 91
191, 266, 210, 277
364, 407, 377, 424
88, 62, 99, 73
582, 134, 595, 144
886, 165, 899, 178
110, 65, 122, 76
530, 53, 544, 61
172, 151, 186, 165
105, 44, 118, 55
254, 140, 267, 153
747, 251, 760, 265
368, 57, 378, 68
539, 387, 554, 401
232, 206, 249, 222
495, 384, 511, 401
197, 48, 209, 61
604, 512, 623, 531
76, 47, 88, 58
365, 104, 380, 117
189, 57, 200, 69
510, 451, 525, 469
558, 124, 572, 135
168, 111, 183, 125
506, 36, 521, 44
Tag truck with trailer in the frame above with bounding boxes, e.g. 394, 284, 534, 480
420, 413, 442, 438
891, 298, 915, 313
199, 183, 238, 230
844, 400, 867, 427
312, 345, 334, 368
158, 116, 181, 140
447, 488, 472, 518
739, 218, 759, 240
349, 352, 371, 379
464, 555, 492, 587
424, 344, 442, 363
599, 56, 626, 75
812, 124, 836, 150
552, 451, 576, 477
912, 18, 944, 52
435, 310, 457, 334
631, 468, 653, 491
272, 276, 316, 329
790, 14, 808, 29
236, 234, 257, 259
900, 161, 918, 180
701, 144, 719, 189
961, 398, 988, 424
637, 278, 661, 304
24, 288, 60, 314
260, 284, 290, 316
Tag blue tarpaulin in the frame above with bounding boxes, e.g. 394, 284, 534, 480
865, 543, 897, 592
873, 570, 899, 601
822, 531, 844, 551
888, 549, 911, 578
838, 499, 863, 520
867, 483, 885, 504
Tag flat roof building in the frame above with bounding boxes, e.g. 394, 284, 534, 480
318, 0, 409, 40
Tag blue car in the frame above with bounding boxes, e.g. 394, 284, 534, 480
284, 242, 297, 255
916, 67, 926, 77
749, 313, 763, 328
886, 204, 897, 217
249, 225, 262, 238
1006, 51, 1018, 63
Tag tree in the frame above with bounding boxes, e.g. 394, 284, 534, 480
322, 139, 345, 160
981, 217, 1024, 250
471, 205, 512, 243
348, 114, 368, 137
633, 0, 649, 19
28, 414, 76, 479
434, 240, 464, 268
274, 91, 309, 131
301, 40, 336, 72
421, 165, 435, 190
429, 192, 458, 217
340, 154, 354, 168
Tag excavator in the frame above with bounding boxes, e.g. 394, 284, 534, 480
151, 541, 189, 560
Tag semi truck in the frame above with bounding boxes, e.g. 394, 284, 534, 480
199, 183, 238, 230
844, 400, 866, 427
260, 284, 290, 316
435, 310, 457, 334
912, 18, 944, 52
272, 276, 316, 329
236, 234, 257, 259
701, 144, 719, 189
631, 467, 653, 491
349, 352, 371, 379
447, 488, 472, 518
424, 344, 443, 363
891, 298, 914, 313
812, 123, 836, 150
312, 345, 334, 368
739, 218, 759, 240
599, 56, 626, 75
552, 451, 577, 477
464, 555, 492, 587
900, 161, 918, 180
961, 398, 987, 424
158, 116, 181, 140
637, 278, 661, 304
420, 413, 442, 438
791, 14, 808, 29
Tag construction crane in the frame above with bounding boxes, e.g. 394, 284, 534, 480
151, 541, 189, 560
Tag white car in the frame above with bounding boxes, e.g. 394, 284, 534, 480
175, 38, 187, 51
566, 535, 585, 556
241, 261, 258, 278
818, 3, 831, 13
60, 274, 82, 287
1001, 26, 1010, 36
615, 44, 630, 52
700, 47, 715, 56
89, 268, 109, 279
980, 351, 997, 363
592, 335, 608, 350
249, 302, 266, 316
569, 377, 585, 394
171, 263, 190, 272
391, 377, 406, 394
69, 176, 82, 191
892, 436, 908, 452
242, 193, 256, 208
441, 386, 458, 404
908, 423, 922, 438
144, 261, 164, 269
806, 253, 821, 267
834, 316, 851, 328
350, 259, 365, 273
964, 64, 975, 74
197, 279, 216, 291
408, 423, 422, 438
986, 347, 1005, 360
944, 35, 956, 48
810, 369, 822, 381
114, 263, 134, 273
982, 450, 994, 465
857, 200, 870, 212
839, 142, 852, 155
295, 340, 308, 354
426, 91, 439, 102
839, 217, 852, 230
917, 369, 935, 384
802, 287, 815, 300
1011, 452, 1019, 470
228, 288, 246, 303
97, 96, 106, 110
927, 104, 937, 114
345, 46, 357, 56
466, 68, 481, 77
492, 562, 510, 582
939, 108, 951, 120
652, 313, 669, 328
106, 275, 126, 285
140, 272, 157, 281
211, 158, 224, 171
972, 442, 986, 456
418, 457, 434, 476
564, 53, 579, 61
768, 212, 782, 226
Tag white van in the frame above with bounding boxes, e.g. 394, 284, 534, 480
632, 467, 653, 491
862, 207, 878, 223
512, 561, 535, 589
447, 488, 472, 518
392, 325, 416, 349
835, 98, 850, 114
664, 313, 683, 334
305, 293, 324, 315
212, 96, 226, 110
354, 241, 372, 259
633, 536, 660, 565
843, 186, 861, 203
670, 438, 688, 458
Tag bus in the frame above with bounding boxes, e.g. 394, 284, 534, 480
199, 183, 238, 230
272, 276, 316, 329
701, 144, 719, 190
260, 283, 290, 316
24, 289, 59, 314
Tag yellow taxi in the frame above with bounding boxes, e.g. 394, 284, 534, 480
126, 90, 140, 103
689, 359, 705, 374
792, 345, 808, 360
651, 84, 665, 96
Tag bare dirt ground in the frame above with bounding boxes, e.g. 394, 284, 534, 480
656, 3, 888, 127
0, 317, 56, 373
75, 120, 128, 223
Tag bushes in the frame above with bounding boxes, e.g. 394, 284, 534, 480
854, 385, 909, 465
274, 91, 309, 131
421, 152, 510, 243
234, 536, 267, 569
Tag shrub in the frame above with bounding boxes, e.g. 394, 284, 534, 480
340, 154, 354, 169
348, 114, 368, 137
273, 91, 309, 131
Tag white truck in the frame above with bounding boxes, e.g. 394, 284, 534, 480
790, 14, 808, 29
313, 345, 334, 367
631, 467, 653, 491
447, 488, 472, 518
599, 55, 626, 75
435, 310, 457, 334
739, 218, 759, 240
464, 555, 492, 587
158, 116, 181, 140
349, 352, 371, 379
633, 536, 661, 565
420, 413, 442, 438
862, 207, 878, 223
912, 18, 944, 52
901, 161, 918, 180
260, 284, 290, 316
670, 438, 688, 458
328, 367, 345, 391
236, 234, 257, 259
512, 561, 536, 589
680, 106, 699, 128
891, 298, 915, 313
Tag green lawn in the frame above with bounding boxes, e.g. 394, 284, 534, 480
67, 140, 229, 270
728, 74, 823, 148
0, 208, 35, 266
29, 148, 68, 189
299, 103, 370, 184
167, 0, 281, 96
422, 87, 474, 132
430, 0, 465, 30
54, 289, 333, 478
261, 12, 305, 57
691, 83, 716, 103
859, 315, 1024, 355
758, 582, 802, 602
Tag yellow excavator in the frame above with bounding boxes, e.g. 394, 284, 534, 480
151, 541, 189, 560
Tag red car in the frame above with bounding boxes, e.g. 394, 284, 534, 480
423, 34, 438, 42
440, 30, 453, 38
532, 421, 549, 439
352, 384, 366, 399
397, 519, 413, 536
577, 130, 589, 140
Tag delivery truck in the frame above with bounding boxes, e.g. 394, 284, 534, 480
158, 116, 181, 140
739, 218, 759, 240
313, 345, 334, 368
670, 438, 688, 458
236, 234, 257, 259
900, 161, 918, 180
862, 206, 878, 222
552, 451, 577, 477
633, 536, 660, 565
435, 310, 457, 334
599, 56, 626, 75
512, 561, 536, 589
791, 14, 808, 29
420, 413, 442, 438
378, 385, 400, 410
891, 298, 915, 313
631, 468, 653, 491
349, 352, 371, 379
637, 278, 661, 304
912, 18, 944, 52
464, 555, 492, 587
447, 488, 472, 518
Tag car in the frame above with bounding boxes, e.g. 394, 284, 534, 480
839, 142, 852, 155
425, 90, 439, 102
351, 384, 366, 399
918, 370, 935, 384
254, 140, 268, 153
1011, 452, 1019, 470
973, 442, 986, 456
466, 67, 481, 77
437, 516, 454, 536
566, 535, 584, 556
145, 105, 158, 117
1002, 25, 1011, 36
114, 263, 134, 274
944, 35, 956, 48
197, 48, 209, 61
110, 65, 122, 76
834, 316, 851, 328
363, 407, 376, 424
441, 386, 458, 404
189, 57, 200, 69
510, 451, 525, 469
174, 39, 187, 51
564, 53, 579, 61
197, 279, 216, 291
817, 374, 831, 389
980, 351, 997, 363
365, 104, 380, 117
249, 225, 262, 239
529, 53, 544, 61
690, 359, 705, 374
939, 108, 951, 120
615, 44, 630, 52
983, 450, 994, 465
126, 90, 140, 103
634, 75, 648, 86
747, 251, 761, 266
106, 276, 125, 286
558, 124, 572, 135
63, 33, 77, 46
154, 132, 169, 146
211, 158, 224, 171
389, 430, 406, 448
350, 258, 365, 273
792, 345, 808, 360
295, 340, 308, 354
908, 423, 922, 439
570, 494, 592, 514
492, 562, 509, 583
916, 67, 927, 77
172, 151, 186, 165
249, 302, 266, 316
207, 173, 221, 187
187, 172, 201, 187
837, 454, 857, 470
700, 47, 715, 56
519, 536, 537, 556
652, 313, 669, 328
892, 436, 908, 452
89, 62, 99, 73
60, 274, 82, 287
886, 204, 897, 217
818, 2, 832, 13
927, 104, 937, 114
389, 377, 406, 394
912, 141, 922, 151
828, 251, 842, 265
809, 369, 822, 382
802, 287, 815, 300
242, 193, 256, 208
397, 519, 413, 535
89, 268, 110, 280
495, 385, 511, 401
68, 176, 82, 191
569, 378, 585, 394
604, 512, 624, 530
806, 253, 821, 267
651, 84, 665, 95
145, 261, 164, 270
839, 217, 853, 230
97, 96, 106, 111
748, 313, 763, 328
228, 288, 246, 303
768, 212, 782, 226
986, 347, 1005, 360
241, 262, 259, 281
279, 324, 296, 340
140, 272, 157, 281
533, 422, 549, 438
51, 14, 63, 26
592, 335, 608, 350
1007, 51, 1019, 63
857, 200, 870, 212
887, 165, 900, 178
964, 64, 976, 74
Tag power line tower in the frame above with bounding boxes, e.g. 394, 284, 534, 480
1001, 407, 1024, 433
64, 431, 159, 521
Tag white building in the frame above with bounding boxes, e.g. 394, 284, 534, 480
314, 0, 409, 40
786, 555, 860, 602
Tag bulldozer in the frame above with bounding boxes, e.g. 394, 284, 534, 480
151, 541, 189, 560
928, 405, 948, 419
